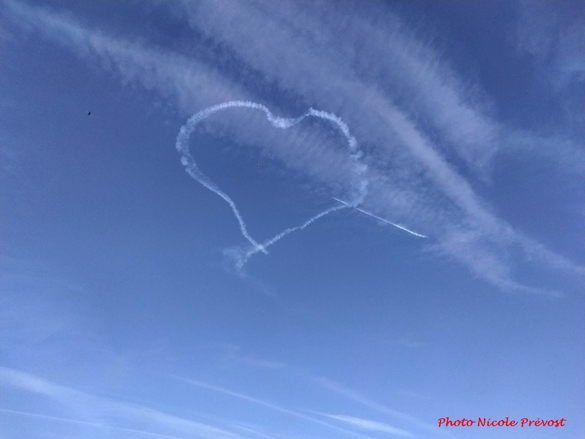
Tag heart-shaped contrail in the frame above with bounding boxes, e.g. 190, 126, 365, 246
176, 100, 423, 268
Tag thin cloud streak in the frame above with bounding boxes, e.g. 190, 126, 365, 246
314, 377, 457, 439
187, 0, 583, 175
180, 377, 376, 439
3, 0, 249, 115
0, 408, 189, 439
0, 367, 246, 439
321, 413, 416, 438
206, 0, 498, 174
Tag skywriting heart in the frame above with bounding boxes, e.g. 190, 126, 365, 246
176, 101, 380, 268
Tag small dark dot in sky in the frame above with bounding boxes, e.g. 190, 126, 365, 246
87, 111, 91, 116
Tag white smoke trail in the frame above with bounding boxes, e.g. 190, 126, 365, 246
177, 104, 267, 254
235, 205, 350, 268
176, 101, 367, 265
333, 198, 428, 238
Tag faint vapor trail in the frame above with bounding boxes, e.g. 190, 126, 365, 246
0, 409, 189, 439
333, 198, 427, 238
181, 378, 377, 439
176, 101, 367, 266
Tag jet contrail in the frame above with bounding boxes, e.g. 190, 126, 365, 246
176, 101, 368, 266
177, 105, 267, 254
333, 197, 427, 238
235, 204, 350, 268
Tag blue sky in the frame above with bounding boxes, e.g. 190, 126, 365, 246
0, 1, 583, 438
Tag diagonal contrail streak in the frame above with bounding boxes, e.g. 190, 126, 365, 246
333, 198, 427, 238
181, 378, 377, 439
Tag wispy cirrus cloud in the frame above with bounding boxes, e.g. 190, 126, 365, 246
198, 346, 435, 437
0, 408, 188, 439
313, 377, 456, 439
2, 0, 248, 114
177, 0, 583, 288
180, 377, 379, 439
0, 367, 246, 439
514, 0, 585, 87
320, 414, 416, 438
4, 0, 582, 295
513, 0, 584, 140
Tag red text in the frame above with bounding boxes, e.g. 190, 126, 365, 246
438, 417, 475, 427
520, 418, 566, 427
477, 417, 517, 427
